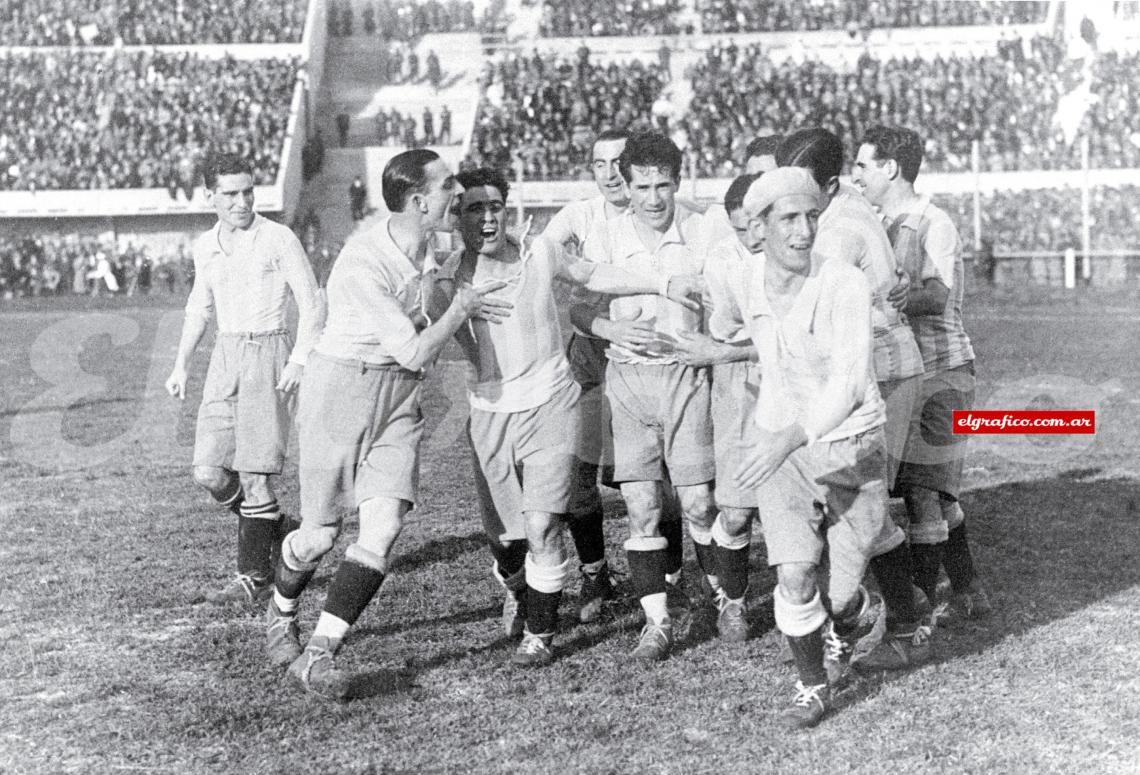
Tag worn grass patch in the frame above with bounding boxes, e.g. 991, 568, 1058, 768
2, 293, 1139, 774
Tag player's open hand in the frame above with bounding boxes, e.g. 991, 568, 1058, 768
165, 367, 187, 401
665, 273, 706, 311
734, 427, 801, 491
455, 280, 513, 323
276, 362, 304, 393
672, 330, 723, 367
887, 269, 910, 311
603, 318, 657, 354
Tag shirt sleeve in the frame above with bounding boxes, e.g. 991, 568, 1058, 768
183, 240, 214, 324
542, 201, 583, 248
278, 229, 323, 366
923, 211, 961, 288
704, 245, 744, 342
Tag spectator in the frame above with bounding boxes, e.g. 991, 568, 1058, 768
348, 175, 368, 220
539, 0, 685, 37
336, 112, 351, 147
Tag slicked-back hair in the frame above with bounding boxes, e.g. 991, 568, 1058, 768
382, 148, 441, 212
724, 172, 760, 214
202, 153, 252, 190
862, 125, 924, 183
595, 127, 631, 146
456, 167, 510, 203
777, 128, 844, 188
745, 134, 783, 161
618, 131, 683, 183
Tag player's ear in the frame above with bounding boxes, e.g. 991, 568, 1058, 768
824, 176, 840, 199
886, 159, 901, 181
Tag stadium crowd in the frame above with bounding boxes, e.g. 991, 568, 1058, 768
0, 0, 307, 46
697, 0, 1047, 35
681, 35, 1090, 177
0, 50, 298, 191
326, 0, 495, 39
466, 52, 666, 178
0, 233, 190, 299
538, 0, 687, 37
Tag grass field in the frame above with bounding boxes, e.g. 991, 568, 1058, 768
3, 289, 1140, 774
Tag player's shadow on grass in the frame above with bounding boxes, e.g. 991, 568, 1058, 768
390, 531, 486, 574
830, 474, 1140, 712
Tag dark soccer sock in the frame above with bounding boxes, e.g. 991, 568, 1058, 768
830, 588, 866, 638
215, 474, 243, 516
323, 560, 386, 627
626, 548, 668, 601
275, 555, 318, 601
943, 522, 978, 593
910, 542, 945, 603
786, 626, 828, 687
692, 539, 718, 581
870, 543, 919, 630
568, 506, 607, 566
526, 587, 562, 635
715, 544, 750, 600
661, 517, 684, 576
238, 500, 281, 580
491, 539, 528, 579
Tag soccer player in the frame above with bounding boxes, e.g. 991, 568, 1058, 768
267, 150, 512, 699
777, 128, 929, 675
165, 153, 321, 606
539, 128, 631, 622
448, 167, 703, 666
735, 167, 905, 729
744, 135, 782, 175
672, 172, 762, 642
852, 125, 992, 651
578, 131, 718, 661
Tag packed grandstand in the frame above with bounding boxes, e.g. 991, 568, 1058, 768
1, 0, 1138, 298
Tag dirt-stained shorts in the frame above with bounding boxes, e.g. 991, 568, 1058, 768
756, 428, 902, 569
193, 329, 294, 474
297, 353, 424, 525
468, 380, 582, 544
605, 360, 714, 486
894, 362, 976, 500
711, 360, 761, 509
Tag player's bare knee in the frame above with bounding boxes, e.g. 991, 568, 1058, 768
524, 511, 563, 556
718, 507, 754, 539
193, 465, 233, 496
776, 563, 817, 605
289, 524, 338, 564
621, 482, 662, 537
677, 484, 716, 529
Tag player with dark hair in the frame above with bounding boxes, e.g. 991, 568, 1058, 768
852, 125, 992, 662
778, 127, 930, 680
579, 131, 718, 661
165, 152, 321, 606
536, 127, 631, 624
737, 167, 905, 728
671, 172, 762, 642
267, 150, 513, 699
744, 135, 783, 174
447, 166, 703, 666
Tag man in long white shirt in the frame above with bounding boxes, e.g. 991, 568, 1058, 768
165, 153, 322, 605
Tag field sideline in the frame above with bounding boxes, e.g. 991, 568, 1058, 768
2, 291, 1139, 774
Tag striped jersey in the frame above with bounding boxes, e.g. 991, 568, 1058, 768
885, 196, 975, 373
449, 237, 578, 413
815, 184, 924, 381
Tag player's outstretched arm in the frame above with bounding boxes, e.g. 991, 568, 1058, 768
166, 257, 213, 400
278, 230, 324, 393
400, 281, 513, 371
673, 331, 755, 367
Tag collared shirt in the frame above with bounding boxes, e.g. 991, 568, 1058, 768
185, 213, 321, 366
450, 237, 577, 413
885, 196, 975, 373
584, 205, 711, 365
314, 216, 443, 368
748, 259, 885, 443
815, 184, 924, 381
704, 234, 755, 344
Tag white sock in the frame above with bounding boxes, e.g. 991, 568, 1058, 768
273, 590, 298, 614
311, 612, 350, 644
641, 592, 669, 623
